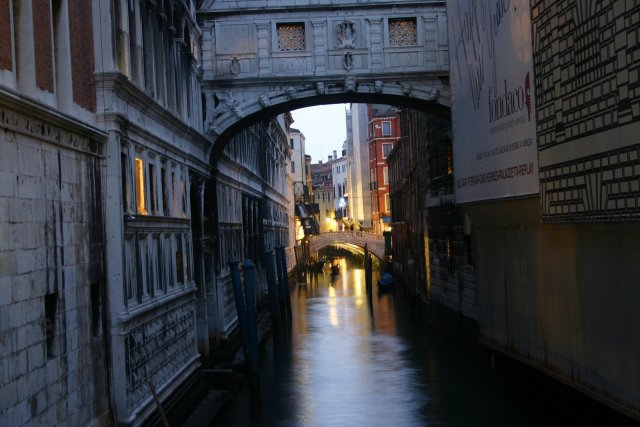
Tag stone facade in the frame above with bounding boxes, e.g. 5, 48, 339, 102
0, 1, 110, 425
199, 1, 450, 146
388, 109, 477, 319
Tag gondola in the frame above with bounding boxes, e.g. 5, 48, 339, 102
377, 272, 393, 291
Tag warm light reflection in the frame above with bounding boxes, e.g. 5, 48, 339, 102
353, 271, 363, 297
329, 306, 339, 328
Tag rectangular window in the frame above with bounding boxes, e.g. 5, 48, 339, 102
291, 161, 295, 173
277, 22, 305, 51
382, 143, 393, 158
134, 157, 147, 214
385, 193, 391, 213
176, 234, 184, 284
0, 0, 12, 70
389, 17, 417, 47
382, 121, 392, 136
290, 138, 295, 149
148, 163, 157, 214
181, 176, 187, 217
383, 167, 389, 185
161, 166, 169, 216
172, 172, 177, 216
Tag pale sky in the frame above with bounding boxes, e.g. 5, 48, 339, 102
291, 104, 349, 164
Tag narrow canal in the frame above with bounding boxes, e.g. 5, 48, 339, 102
215, 258, 638, 426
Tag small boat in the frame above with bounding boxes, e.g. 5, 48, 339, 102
377, 272, 393, 291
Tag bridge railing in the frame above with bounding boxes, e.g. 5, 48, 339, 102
310, 231, 384, 241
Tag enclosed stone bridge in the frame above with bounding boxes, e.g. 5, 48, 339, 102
198, 0, 449, 158
308, 231, 385, 260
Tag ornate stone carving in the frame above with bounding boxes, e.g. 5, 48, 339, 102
337, 20, 356, 49
401, 82, 413, 96
285, 86, 298, 100
373, 80, 384, 94
125, 302, 196, 410
0, 105, 102, 155
429, 88, 440, 101
205, 91, 246, 132
230, 57, 240, 76
343, 51, 354, 71
315, 81, 326, 95
258, 95, 271, 108
344, 76, 357, 93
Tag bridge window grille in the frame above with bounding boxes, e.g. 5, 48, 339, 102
389, 18, 417, 47
277, 23, 306, 51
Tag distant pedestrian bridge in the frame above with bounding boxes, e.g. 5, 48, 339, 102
308, 231, 386, 260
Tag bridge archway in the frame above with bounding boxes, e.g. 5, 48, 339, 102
198, 1, 450, 159
206, 87, 449, 161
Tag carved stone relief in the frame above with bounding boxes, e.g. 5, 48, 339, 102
337, 20, 356, 49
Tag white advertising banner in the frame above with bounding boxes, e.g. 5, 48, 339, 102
447, 0, 539, 203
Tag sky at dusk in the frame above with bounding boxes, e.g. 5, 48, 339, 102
291, 104, 349, 163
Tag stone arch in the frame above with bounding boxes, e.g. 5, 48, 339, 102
205, 77, 449, 163
308, 232, 386, 261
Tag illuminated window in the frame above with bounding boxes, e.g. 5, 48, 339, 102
135, 157, 147, 215
277, 23, 305, 51
389, 18, 417, 47
447, 146, 453, 175
385, 193, 391, 213
383, 167, 389, 185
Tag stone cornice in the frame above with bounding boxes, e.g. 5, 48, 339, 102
0, 86, 107, 156
95, 72, 212, 153
198, 1, 446, 18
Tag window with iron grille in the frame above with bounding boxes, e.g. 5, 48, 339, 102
389, 18, 417, 47
277, 23, 305, 51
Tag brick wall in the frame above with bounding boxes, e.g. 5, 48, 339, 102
69, 0, 95, 112
32, 0, 54, 92
0, 0, 11, 70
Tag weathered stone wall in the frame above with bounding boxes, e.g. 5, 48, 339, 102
0, 98, 109, 426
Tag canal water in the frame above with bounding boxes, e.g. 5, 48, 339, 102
215, 259, 638, 427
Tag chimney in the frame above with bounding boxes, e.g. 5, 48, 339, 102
328, 155, 333, 162
333, 150, 337, 160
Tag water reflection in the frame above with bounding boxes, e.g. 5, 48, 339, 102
215, 262, 638, 427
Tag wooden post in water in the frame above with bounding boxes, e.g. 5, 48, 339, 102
229, 258, 250, 367
364, 244, 372, 295
275, 245, 292, 329
242, 259, 259, 374
263, 248, 281, 335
